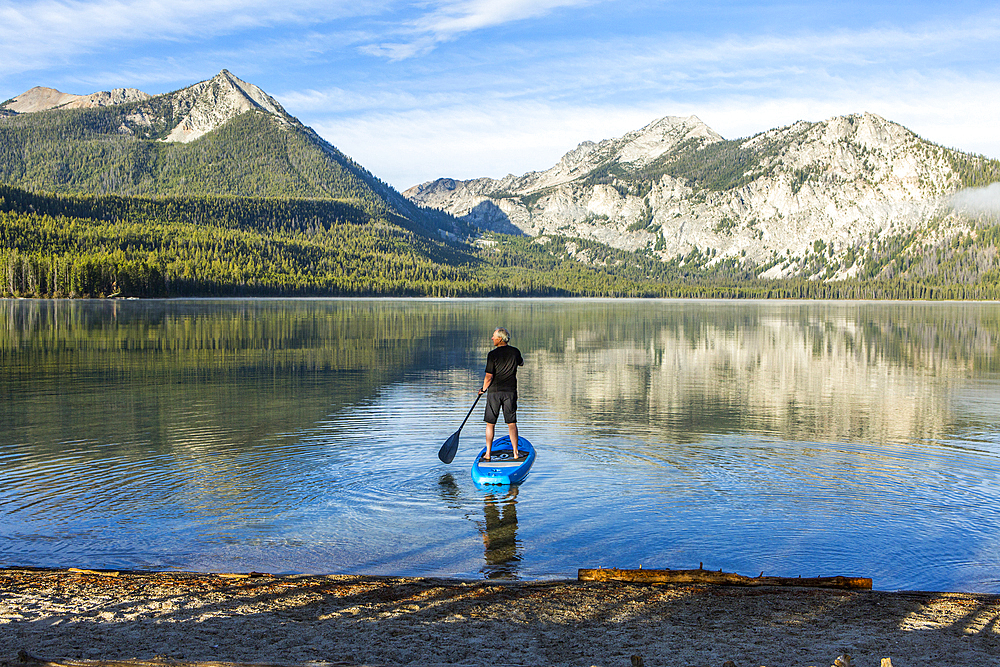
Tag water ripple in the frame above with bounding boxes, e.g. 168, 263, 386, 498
5, 298, 1000, 592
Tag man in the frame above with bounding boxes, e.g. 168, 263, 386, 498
479, 327, 524, 461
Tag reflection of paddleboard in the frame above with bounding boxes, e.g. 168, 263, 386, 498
472, 436, 535, 486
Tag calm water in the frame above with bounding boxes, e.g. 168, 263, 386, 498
2, 298, 1000, 592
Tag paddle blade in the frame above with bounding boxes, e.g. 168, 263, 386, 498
438, 430, 461, 464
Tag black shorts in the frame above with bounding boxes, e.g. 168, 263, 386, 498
484, 391, 517, 424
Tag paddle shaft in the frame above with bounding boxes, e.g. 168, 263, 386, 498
456, 391, 484, 433
437, 390, 486, 464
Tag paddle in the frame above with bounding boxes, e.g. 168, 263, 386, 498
438, 391, 483, 464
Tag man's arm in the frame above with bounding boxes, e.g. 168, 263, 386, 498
480, 373, 493, 395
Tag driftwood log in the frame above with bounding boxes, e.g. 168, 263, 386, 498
578, 567, 872, 590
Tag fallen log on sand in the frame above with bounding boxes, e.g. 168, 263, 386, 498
579, 566, 872, 590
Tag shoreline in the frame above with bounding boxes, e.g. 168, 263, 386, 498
2, 568, 999, 667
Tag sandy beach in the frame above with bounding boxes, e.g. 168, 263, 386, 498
1, 568, 999, 667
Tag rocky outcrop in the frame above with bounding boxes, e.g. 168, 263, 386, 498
407, 115, 720, 203
3, 86, 151, 113
159, 69, 291, 143
2, 70, 291, 144
405, 113, 979, 276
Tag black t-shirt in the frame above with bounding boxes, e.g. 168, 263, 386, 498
485, 345, 523, 392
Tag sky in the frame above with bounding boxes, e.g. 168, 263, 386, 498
2, 1, 999, 190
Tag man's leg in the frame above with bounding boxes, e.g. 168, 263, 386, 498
484, 392, 500, 460
503, 392, 520, 458
485, 422, 495, 460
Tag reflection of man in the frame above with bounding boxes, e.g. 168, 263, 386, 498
479, 327, 524, 461
481, 486, 520, 578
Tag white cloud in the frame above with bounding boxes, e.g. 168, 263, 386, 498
518, 15, 1000, 101
360, 0, 598, 59
298, 62, 1000, 190
411, 0, 596, 39
668, 22, 1000, 68
309, 101, 670, 189
290, 7, 1000, 188
358, 36, 439, 60
281, 87, 458, 114
0, 0, 372, 74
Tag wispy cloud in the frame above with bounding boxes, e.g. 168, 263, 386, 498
336, 10, 1000, 128
360, 0, 598, 59
515, 17, 1000, 101
307, 71, 1000, 190
4, 0, 998, 191
280, 87, 460, 114
291, 9, 1000, 188
0, 0, 373, 74
310, 100, 674, 189
410, 0, 597, 38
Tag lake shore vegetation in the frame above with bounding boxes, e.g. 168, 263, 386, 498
3, 184, 1000, 299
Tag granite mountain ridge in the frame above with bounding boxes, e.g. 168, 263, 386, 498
404, 112, 1000, 278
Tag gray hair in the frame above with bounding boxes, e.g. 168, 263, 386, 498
494, 327, 511, 343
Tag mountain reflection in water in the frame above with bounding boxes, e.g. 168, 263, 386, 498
2, 298, 1000, 592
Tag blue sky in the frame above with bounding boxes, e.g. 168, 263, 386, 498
2, 0, 999, 189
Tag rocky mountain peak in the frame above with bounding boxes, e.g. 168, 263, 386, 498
3, 87, 80, 113
405, 111, 986, 276
2, 85, 151, 113
509, 114, 725, 194
1, 70, 291, 144
614, 114, 723, 165
559, 141, 598, 169
161, 70, 290, 143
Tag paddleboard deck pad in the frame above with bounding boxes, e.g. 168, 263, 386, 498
472, 436, 535, 486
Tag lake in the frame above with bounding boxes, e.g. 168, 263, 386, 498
2, 298, 1000, 592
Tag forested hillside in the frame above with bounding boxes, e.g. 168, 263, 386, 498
0, 184, 706, 298
0, 76, 457, 238
4, 184, 1000, 299
0, 185, 474, 297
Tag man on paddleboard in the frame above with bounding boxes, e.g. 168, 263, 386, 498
479, 327, 523, 461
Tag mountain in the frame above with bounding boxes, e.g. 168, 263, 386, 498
5, 71, 1000, 296
0, 70, 460, 238
2, 86, 151, 113
404, 113, 1000, 278
1, 70, 288, 138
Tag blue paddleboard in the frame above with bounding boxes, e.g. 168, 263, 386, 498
472, 436, 535, 486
